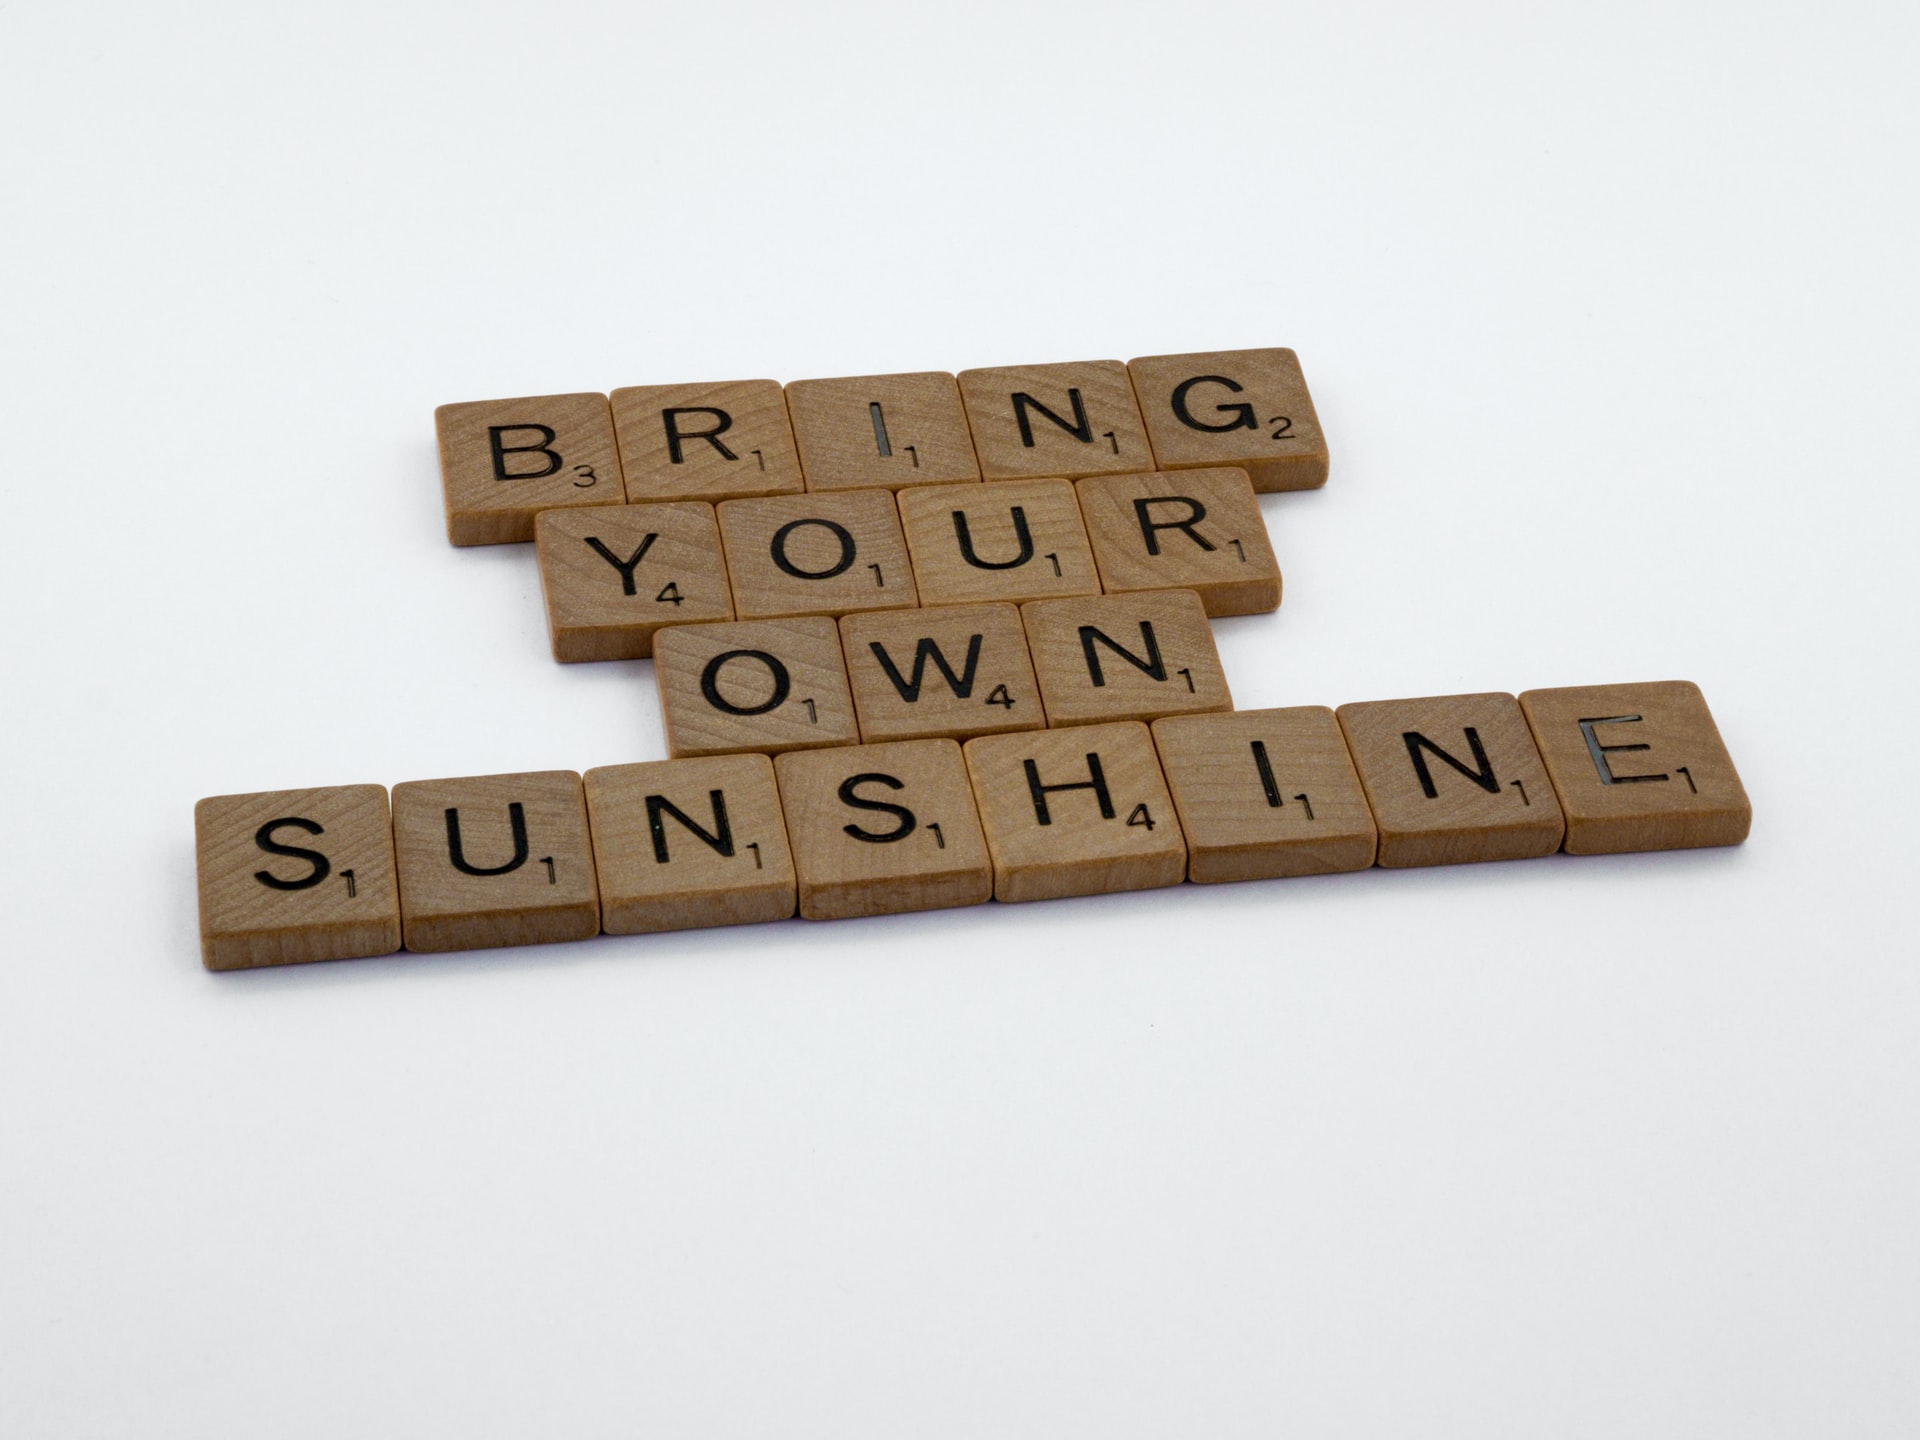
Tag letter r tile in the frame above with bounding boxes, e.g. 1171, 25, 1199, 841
1076, 467, 1281, 617
611, 379, 806, 503
1519, 681, 1751, 854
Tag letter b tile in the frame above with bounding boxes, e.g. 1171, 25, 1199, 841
1336, 693, 1564, 867
391, 771, 601, 952
435, 392, 625, 546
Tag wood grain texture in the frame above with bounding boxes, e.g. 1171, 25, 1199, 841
535, 501, 732, 662
610, 379, 805, 503
435, 392, 624, 546
1076, 467, 1280, 616
1127, 348, 1329, 492
1152, 708, 1376, 883
1337, 693, 1565, 867
653, 616, 859, 758
391, 771, 600, 952
840, 602, 1044, 744
963, 721, 1186, 902
775, 739, 992, 920
956, 360, 1152, 481
583, 754, 796, 933
1021, 589, 1231, 727
896, 477, 1101, 608
195, 784, 401, 970
717, 490, 918, 620
1519, 680, 1751, 854
785, 371, 981, 492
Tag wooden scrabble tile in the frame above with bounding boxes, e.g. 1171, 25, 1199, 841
1021, 589, 1231, 727
653, 616, 860, 757
956, 359, 1152, 481
963, 721, 1186, 902
775, 739, 992, 920
840, 603, 1044, 744
1336, 693, 1565, 867
1127, 348, 1329, 492
1076, 467, 1281, 617
435, 392, 624, 546
391, 771, 600, 952
1152, 709, 1376, 883
610, 379, 805, 503
583, 754, 796, 933
1519, 681, 1752, 854
785, 371, 982, 492
195, 784, 401, 970
717, 490, 918, 620
534, 501, 732, 662
895, 478, 1101, 607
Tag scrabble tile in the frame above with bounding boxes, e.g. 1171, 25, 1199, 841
775, 739, 992, 920
840, 603, 1044, 744
653, 616, 859, 757
583, 754, 796, 933
717, 490, 918, 620
435, 392, 624, 546
194, 785, 401, 970
1076, 467, 1281, 617
1519, 681, 1752, 854
896, 478, 1102, 607
785, 371, 982, 492
534, 501, 732, 662
1127, 348, 1329, 492
1152, 709, 1376, 883
391, 771, 600, 952
1336, 693, 1565, 867
956, 359, 1153, 481
610, 379, 805, 503
963, 721, 1186, 902
1021, 589, 1231, 727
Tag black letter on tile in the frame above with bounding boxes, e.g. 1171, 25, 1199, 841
662, 407, 738, 463
489, 424, 563, 480
952, 507, 1035, 570
839, 772, 917, 843
1012, 389, 1092, 447
1402, 729, 1500, 799
1170, 375, 1258, 433
1578, 715, 1668, 785
253, 817, 331, 890
583, 533, 658, 595
701, 650, 792, 716
647, 790, 735, 862
1132, 496, 1215, 555
869, 634, 983, 702
1024, 753, 1115, 826
1079, 622, 1166, 688
445, 803, 530, 876
771, 518, 856, 580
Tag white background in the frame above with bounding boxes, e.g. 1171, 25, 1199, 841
3, 2, 1915, 1434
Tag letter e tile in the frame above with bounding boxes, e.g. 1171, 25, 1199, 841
1519, 681, 1751, 854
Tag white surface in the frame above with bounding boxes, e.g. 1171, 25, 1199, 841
3, 2, 1916, 1434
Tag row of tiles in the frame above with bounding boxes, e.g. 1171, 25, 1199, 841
647, 589, 1233, 756
196, 682, 1750, 970
436, 349, 1328, 545
536, 469, 1278, 668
